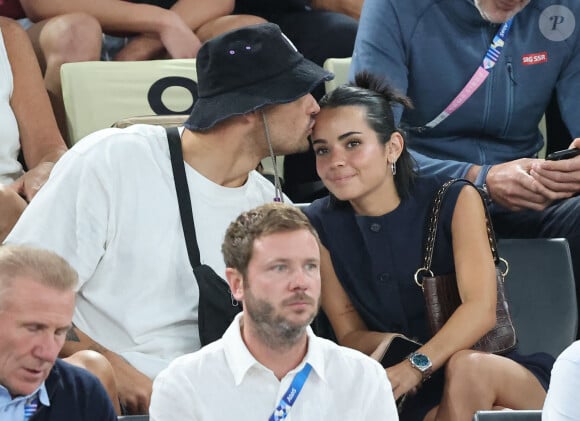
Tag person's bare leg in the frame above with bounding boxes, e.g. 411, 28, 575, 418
26, 13, 102, 144
195, 14, 267, 42
430, 350, 546, 421
64, 350, 122, 415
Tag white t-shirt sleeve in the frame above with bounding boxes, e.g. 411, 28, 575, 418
5, 136, 113, 286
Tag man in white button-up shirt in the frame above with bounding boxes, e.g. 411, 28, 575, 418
150, 203, 399, 420
543, 340, 580, 421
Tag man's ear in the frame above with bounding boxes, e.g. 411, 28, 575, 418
225, 267, 244, 301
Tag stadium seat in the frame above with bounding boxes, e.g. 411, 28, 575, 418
323, 57, 351, 93
498, 238, 577, 358
60, 59, 197, 143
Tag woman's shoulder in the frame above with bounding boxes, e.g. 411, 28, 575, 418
411, 175, 481, 226
304, 195, 329, 212
414, 174, 477, 198
303, 195, 354, 219
411, 173, 454, 199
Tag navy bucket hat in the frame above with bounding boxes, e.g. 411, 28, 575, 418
185, 23, 334, 131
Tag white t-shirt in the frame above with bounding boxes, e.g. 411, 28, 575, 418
150, 312, 399, 421
543, 340, 580, 421
0, 27, 23, 184
6, 124, 286, 378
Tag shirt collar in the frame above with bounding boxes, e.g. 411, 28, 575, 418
37, 383, 50, 407
0, 382, 50, 407
223, 312, 327, 385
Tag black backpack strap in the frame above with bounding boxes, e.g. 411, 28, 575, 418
166, 127, 201, 268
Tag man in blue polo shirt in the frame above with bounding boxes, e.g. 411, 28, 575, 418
0, 245, 116, 421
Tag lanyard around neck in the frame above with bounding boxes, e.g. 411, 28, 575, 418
269, 363, 312, 421
416, 18, 514, 132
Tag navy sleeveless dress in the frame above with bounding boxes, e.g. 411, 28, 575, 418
304, 175, 554, 421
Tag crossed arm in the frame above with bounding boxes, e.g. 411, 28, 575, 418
19, 0, 234, 59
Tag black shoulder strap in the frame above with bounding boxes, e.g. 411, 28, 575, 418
166, 127, 201, 268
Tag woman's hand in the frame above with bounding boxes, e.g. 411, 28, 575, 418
386, 359, 423, 400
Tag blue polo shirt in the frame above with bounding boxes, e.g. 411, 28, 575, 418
0, 383, 49, 421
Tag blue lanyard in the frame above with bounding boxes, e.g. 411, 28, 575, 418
482, 17, 513, 70
269, 363, 312, 421
420, 17, 514, 130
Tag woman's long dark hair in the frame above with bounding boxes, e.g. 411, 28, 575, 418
319, 72, 417, 199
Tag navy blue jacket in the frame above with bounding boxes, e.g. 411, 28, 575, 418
30, 359, 116, 421
352, 0, 580, 181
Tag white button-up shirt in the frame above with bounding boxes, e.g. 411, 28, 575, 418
543, 340, 580, 421
150, 312, 399, 420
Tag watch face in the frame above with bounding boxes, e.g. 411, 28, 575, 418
411, 353, 430, 369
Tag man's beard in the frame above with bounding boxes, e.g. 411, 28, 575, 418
244, 290, 318, 351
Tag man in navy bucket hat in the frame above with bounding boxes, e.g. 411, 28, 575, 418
4, 22, 333, 415
187, 22, 333, 131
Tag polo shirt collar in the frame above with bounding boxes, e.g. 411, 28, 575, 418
0, 381, 50, 407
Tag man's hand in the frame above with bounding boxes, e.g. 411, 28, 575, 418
9, 162, 54, 202
529, 138, 580, 197
104, 350, 153, 415
485, 158, 565, 211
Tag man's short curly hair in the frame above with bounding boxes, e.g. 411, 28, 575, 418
222, 203, 319, 276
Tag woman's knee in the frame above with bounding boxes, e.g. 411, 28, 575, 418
66, 350, 116, 386
65, 350, 121, 414
445, 350, 492, 391
39, 13, 102, 63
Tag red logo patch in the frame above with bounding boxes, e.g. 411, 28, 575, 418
522, 52, 548, 66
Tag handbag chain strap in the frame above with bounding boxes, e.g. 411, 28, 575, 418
414, 178, 507, 288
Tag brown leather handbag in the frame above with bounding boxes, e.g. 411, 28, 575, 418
414, 179, 517, 355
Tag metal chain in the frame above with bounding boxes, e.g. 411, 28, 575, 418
414, 179, 503, 288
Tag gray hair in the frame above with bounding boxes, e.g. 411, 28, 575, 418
0, 245, 78, 308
